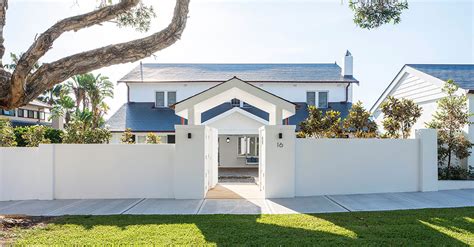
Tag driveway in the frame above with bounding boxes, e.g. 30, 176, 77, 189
0, 189, 472, 216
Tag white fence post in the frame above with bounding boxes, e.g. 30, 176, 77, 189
260, 125, 296, 198
174, 125, 208, 199
416, 129, 438, 192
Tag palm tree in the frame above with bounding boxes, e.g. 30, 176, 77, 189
38, 84, 63, 105
85, 74, 114, 128
67, 74, 94, 111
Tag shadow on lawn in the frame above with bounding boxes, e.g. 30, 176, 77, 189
41, 207, 473, 245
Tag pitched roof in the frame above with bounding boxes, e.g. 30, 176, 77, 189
118, 63, 359, 83
105, 102, 352, 132
407, 64, 474, 90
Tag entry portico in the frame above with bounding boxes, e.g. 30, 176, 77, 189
173, 77, 296, 126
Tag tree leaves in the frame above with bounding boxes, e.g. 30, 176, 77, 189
349, 0, 409, 29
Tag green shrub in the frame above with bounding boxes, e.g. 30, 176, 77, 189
62, 121, 111, 144
0, 118, 17, 147
146, 132, 161, 144
22, 125, 51, 147
13, 126, 29, 146
45, 128, 63, 143
438, 166, 471, 180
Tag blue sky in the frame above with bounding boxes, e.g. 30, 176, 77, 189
5, 0, 473, 117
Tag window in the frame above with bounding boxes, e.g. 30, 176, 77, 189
1, 109, 15, 116
242, 102, 251, 108
306, 92, 316, 106
231, 98, 240, 107
318, 91, 328, 108
167, 91, 176, 106
167, 135, 175, 144
27, 110, 35, 118
155, 91, 165, 107
137, 135, 146, 144
39, 112, 45, 120
17, 109, 24, 117
237, 136, 258, 156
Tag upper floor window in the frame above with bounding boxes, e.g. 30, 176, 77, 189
306, 92, 316, 106
27, 110, 35, 118
318, 91, 328, 108
18, 109, 25, 117
1, 109, 15, 116
155, 91, 165, 107
167, 91, 176, 106
231, 98, 240, 107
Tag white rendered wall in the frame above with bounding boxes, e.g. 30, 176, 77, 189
260, 125, 296, 198
218, 136, 246, 167
174, 125, 208, 199
128, 82, 350, 104
0, 146, 54, 200
54, 144, 175, 199
438, 180, 474, 190
294, 132, 437, 196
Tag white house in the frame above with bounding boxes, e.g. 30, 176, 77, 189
107, 51, 358, 168
0, 99, 53, 127
371, 64, 474, 168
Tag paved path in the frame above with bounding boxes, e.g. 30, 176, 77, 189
0, 189, 472, 216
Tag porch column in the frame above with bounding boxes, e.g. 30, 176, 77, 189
174, 125, 207, 199
260, 125, 296, 198
187, 106, 201, 125
269, 106, 283, 125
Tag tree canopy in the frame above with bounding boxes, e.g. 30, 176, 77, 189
0, 0, 408, 109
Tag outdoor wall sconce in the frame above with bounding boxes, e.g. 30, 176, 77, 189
226, 137, 230, 143
279, 133, 283, 139
188, 133, 192, 139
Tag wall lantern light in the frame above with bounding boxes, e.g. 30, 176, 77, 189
188, 133, 192, 139
226, 137, 230, 143
278, 133, 283, 139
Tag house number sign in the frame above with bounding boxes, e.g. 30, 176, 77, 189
277, 142, 284, 148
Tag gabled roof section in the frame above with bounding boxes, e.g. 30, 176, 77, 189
370, 64, 474, 113
407, 64, 474, 90
118, 63, 359, 83
174, 77, 296, 125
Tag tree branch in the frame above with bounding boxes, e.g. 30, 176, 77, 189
22, 0, 190, 105
8, 0, 140, 108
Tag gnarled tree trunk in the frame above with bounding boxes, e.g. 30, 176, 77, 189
0, 0, 190, 109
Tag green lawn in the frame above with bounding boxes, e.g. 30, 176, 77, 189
11, 207, 474, 245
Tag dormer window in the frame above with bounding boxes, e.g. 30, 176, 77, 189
306, 92, 316, 106
231, 98, 240, 107
155, 91, 165, 107
167, 91, 176, 106
318, 91, 328, 108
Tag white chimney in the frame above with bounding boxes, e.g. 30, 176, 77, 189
342, 50, 353, 77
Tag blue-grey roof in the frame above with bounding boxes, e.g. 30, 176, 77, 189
119, 63, 358, 83
106, 102, 352, 132
10, 120, 51, 127
407, 64, 474, 90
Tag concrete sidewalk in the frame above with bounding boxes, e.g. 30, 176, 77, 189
0, 189, 472, 216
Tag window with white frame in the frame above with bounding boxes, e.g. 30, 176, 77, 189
167, 91, 176, 106
155, 91, 165, 107
318, 91, 329, 108
306, 92, 316, 106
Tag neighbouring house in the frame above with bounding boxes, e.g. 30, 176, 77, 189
0, 99, 53, 127
370, 64, 474, 169
107, 51, 359, 168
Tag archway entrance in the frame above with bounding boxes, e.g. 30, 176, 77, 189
173, 77, 296, 198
